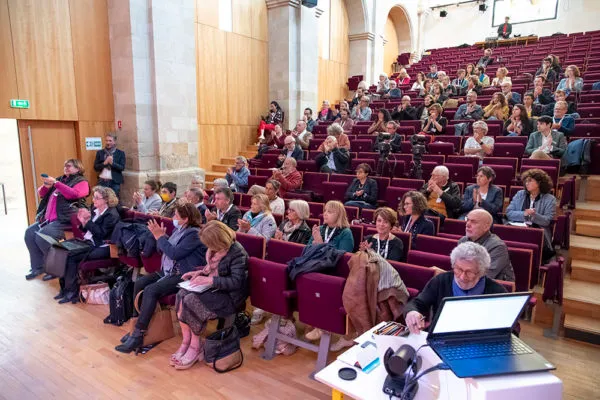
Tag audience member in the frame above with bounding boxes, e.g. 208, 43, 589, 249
344, 163, 378, 210
467, 75, 483, 95
504, 104, 533, 137
57, 186, 120, 303
465, 63, 476, 77
543, 90, 578, 117
376, 73, 390, 96
483, 92, 509, 121
225, 156, 250, 193
420, 165, 462, 218
426, 64, 438, 79
497, 16, 512, 39
525, 116, 567, 160
396, 68, 411, 85
269, 124, 286, 148
316, 100, 334, 122
318, 122, 351, 151
535, 57, 557, 83
292, 120, 312, 150
391, 96, 417, 121
548, 54, 562, 75
551, 101, 576, 137
94, 133, 126, 197
404, 241, 507, 334
398, 191, 435, 243
477, 66, 490, 87
351, 96, 373, 122
116, 203, 206, 354
421, 79, 434, 98
476, 48, 494, 69
329, 106, 340, 124
204, 187, 242, 230
273, 200, 312, 245
315, 135, 350, 173
258, 101, 284, 140
360, 207, 405, 262
304, 107, 316, 132
454, 91, 483, 121
501, 82, 521, 106
185, 187, 208, 224
154, 182, 178, 218
132, 180, 162, 214
374, 121, 403, 153
337, 109, 354, 135
264, 180, 285, 215
460, 166, 503, 223
451, 69, 469, 95
411, 72, 426, 93
523, 92, 543, 118
368, 108, 392, 135
458, 209, 514, 281
190, 175, 204, 190
208, 179, 228, 203
464, 120, 494, 159
351, 87, 365, 108
491, 67, 511, 87
532, 76, 554, 105
173, 220, 248, 370
431, 82, 449, 104
417, 95, 434, 122
421, 104, 447, 135
278, 136, 304, 167
505, 169, 557, 263
237, 194, 277, 240
272, 157, 302, 197
308, 200, 354, 252
383, 80, 402, 99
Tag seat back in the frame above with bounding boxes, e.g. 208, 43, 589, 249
302, 172, 329, 194
482, 164, 515, 187
413, 234, 457, 254
308, 202, 324, 218
296, 273, 347, 335
351, 140, 374, 153
235, 232, 266, 259
406, 250, 452, 270
388, 260, 436, 293
427, 142, 455, 156
248, 258, 294, 317
493, 143, 525, 158
440, 218, 466, 236
384, 186, 411, 211
391, 178, 425, 190
321, 182, 349, 203
446, 155, 479, 176
248, 175, 268, 189
266, 239, 305, 264
507, 247, 533, 292
445, 163, 475, 186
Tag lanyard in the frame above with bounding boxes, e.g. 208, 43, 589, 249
376, 235, 390, 259
324, 227, 336, 243
217, 204, 233, 221
403, 217, 414, 233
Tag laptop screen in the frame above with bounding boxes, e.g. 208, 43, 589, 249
431, 293, 530, 335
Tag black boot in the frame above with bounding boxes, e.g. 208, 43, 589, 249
115, 329, 145, 354
54, 290, 65, 300
120, 332, 130, 343
58, 291, 79, 304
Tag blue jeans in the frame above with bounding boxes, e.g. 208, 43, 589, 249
345, 200, 376, 209
24, 221, 67, 271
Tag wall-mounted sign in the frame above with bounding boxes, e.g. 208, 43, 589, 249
85, 137, 103, 151
10, 99, 30, 109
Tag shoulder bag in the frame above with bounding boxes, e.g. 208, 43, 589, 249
204, 326, 244, 373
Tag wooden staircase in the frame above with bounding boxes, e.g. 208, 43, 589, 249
204, 145, 258, 189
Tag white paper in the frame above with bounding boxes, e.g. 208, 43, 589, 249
508, 222, 528, 227
177, 280, 212, 294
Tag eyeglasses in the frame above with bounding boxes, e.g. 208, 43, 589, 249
454, 267, 478, 279
93, 195, 104, 201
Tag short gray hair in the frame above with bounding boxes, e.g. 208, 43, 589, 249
472, 120, 488, 134
188, 187, 205, 202
450, 242, 491, 276
235, 156, 247, 165
327, 123, 343, 136
432, 165, 449, 178
213, 178, 228, 189
288, 199, 310, 220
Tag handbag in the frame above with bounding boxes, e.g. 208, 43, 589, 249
126, 290, 174, 346
80, 282, 110, 304
45, 246, 70, 278
204, 326, 244, 373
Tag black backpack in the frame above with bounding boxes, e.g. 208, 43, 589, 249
103, 272, 134, 326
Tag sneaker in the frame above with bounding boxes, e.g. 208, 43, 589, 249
305, 328, 323, 341
330, 337, 355, 352
251, 308, 265, 325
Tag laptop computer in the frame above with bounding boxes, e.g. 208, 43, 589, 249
426, 292, 555, 378
36, 232, 91, 252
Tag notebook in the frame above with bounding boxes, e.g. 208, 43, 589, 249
177, 279, 212, 294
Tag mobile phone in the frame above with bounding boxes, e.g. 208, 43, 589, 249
41, 173, 49, 178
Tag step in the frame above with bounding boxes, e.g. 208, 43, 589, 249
574, 201, 600, 223
571, 260, 600, 284
212, 164, 229, 173
205, 171, 224, 183
570, 234, 600, 263
562, 278, 600, 320
586, 176, 600, 202
564, 314, 600, 346
221, 157, 236, 165
246, 144, 259, 152
241, 150, 257, 159
575, 220, 600, 238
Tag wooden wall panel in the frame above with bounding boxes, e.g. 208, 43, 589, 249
250, 40, 269, 125
197, 24, 228, 125
383, 16, 399, 76
318, 0, 349, 107
75, 121, 114, 188
329, 0, 349, 64
251, 0, 268, 41
196, 0, 219, 28
9, 0, 78, 121
0, 0, 20, 119
232, 0, 252, 37
226, 33, 253, 126
69, 0, 114, 122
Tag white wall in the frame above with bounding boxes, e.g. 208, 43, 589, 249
0, 119, 26, 213
422, 0, 600, 50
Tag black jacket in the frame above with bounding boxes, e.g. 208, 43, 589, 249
403, 271, 507, 322
199, 241, 249, 317
278, 220, 312, 245
503, 118, 533, 137
286, 243, 346, 280
391, 106, 417, 121
399, 214, 435, 243
94, 148, 126, 184
36, 174, 89, 224
277, 145, 304, 167
197, 203, 208, 224
80, 207, 121, 247
156, 227, 207, 274
535, 88, 554, 105
419, 180, 462, 218
497, 23, 512, 38
344, 178, 378, 206
315, 147, 350, 173
218, 205, 242, 231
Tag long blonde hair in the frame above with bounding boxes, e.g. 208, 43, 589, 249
324, 201, 349, 228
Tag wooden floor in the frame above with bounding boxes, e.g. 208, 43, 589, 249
2, 211, 600, 400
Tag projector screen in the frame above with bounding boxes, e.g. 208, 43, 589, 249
492, 0, 559, 27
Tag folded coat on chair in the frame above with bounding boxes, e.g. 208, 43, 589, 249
286, 243, 346, 280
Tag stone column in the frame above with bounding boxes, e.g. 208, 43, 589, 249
107, 0, 203, 201
266, 0, 321, 130
348, 32, 375, 82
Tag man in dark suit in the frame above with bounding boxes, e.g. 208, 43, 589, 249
315, 136, 350, 173
277, 136, 304, 167
94, 133, 126, 198
497, 16, 512, 39
204, 187, 241, 231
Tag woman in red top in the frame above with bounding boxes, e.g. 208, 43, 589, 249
24, 159, 90, 280
396, 68, 411, 85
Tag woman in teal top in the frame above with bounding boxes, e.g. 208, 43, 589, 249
308, 200, 354, 253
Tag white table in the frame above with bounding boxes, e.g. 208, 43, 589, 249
315, 329, 562, 400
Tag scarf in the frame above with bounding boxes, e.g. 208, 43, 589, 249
243, 211, 266, 227
281, 219, 302, 241
200, 248, 228, 278
104, 146, 117, 157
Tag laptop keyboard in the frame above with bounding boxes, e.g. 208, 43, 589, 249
438, 340, 533, 361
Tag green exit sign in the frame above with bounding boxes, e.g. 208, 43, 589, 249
10, 99, 30, 109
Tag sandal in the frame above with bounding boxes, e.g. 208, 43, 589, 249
173, 347, 203, 370
170, 345, 190, 366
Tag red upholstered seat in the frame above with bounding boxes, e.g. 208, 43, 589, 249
296, 273, 347, 335
248, 258, 295, 318
235, 232, 266, 259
